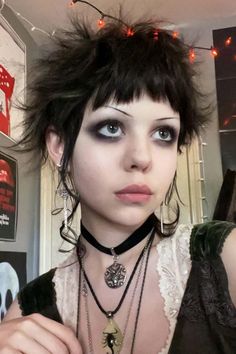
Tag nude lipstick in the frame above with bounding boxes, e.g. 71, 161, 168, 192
115, 184, 152, 203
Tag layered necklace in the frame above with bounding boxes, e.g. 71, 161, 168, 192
77, 215, 156, 353
80, 213, 156, 289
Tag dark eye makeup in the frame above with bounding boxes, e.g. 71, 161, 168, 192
86, 119, 179, 144
152, 125, 178, 144
86, 119, 124, 140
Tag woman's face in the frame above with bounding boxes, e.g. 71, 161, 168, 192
71, 94, 180, 228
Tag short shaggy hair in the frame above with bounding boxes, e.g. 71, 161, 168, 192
20, 17, 208, 172
19, 16, 209, 238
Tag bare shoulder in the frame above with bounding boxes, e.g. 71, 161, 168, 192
221, 227, 236, 306
2, 299, 22, 322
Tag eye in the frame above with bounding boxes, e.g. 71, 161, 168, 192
98, 121, 123, 138
152, 127, 175, 142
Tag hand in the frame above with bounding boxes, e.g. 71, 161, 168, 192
0, 313, 82, 354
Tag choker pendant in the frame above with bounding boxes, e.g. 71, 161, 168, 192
104, 248, 126, 289
102, 312, 123, 354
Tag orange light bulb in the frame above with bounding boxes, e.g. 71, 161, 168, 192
189, 48, 196, 63
211, 47, 218, 57
225, 36, 232, 46
172, 31, 179, 39
98, 18, 105, 28
127, 28, 134, 37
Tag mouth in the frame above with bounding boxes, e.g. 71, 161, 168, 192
115, 184, 152, 203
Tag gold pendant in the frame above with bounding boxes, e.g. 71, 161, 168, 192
102, 317, 123, 354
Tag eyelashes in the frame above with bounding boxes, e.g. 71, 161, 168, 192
87, 119, 179, 144
152, 126, 178, 143
87, 119, 124, 140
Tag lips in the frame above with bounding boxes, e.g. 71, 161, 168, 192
115, 184, 152, 203
116, 184, 152, 194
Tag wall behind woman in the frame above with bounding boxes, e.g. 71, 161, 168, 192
0, 5, 40, 282
182, 14, 236, 220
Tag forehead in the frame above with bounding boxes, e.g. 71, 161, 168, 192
84, 94, 180, 123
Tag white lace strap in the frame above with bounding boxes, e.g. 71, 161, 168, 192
156, 224, 192, 354
53, 249, 79, 331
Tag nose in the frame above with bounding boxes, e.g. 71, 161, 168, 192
123, 137, 152, 173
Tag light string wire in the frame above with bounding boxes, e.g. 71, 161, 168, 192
0, 0, 235, 61
69, 0, 226, 60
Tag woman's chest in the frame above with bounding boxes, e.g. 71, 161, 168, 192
54, 226, 192, 353
77, 263, 171, 354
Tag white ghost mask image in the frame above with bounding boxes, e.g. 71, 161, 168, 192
0, 262, 19, 321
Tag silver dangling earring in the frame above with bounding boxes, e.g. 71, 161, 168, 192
59, 188, 69, 233
56, 162, 69, 233
160, 202, 164, 234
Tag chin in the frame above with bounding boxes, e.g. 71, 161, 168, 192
109, 208, 154, 229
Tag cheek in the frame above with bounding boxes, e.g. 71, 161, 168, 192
153, 150, 177, 190
71, 144, 111, 194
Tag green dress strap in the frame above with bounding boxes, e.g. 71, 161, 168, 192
190, 220, 236, 261
169, 220, 236, 354
17, 268, 62, 323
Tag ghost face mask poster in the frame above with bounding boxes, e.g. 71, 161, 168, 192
0, 152, 17, 241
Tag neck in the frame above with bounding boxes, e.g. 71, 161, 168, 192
80, 210, 155, 247
81, 214, 155, 255
80, 213, 153, 249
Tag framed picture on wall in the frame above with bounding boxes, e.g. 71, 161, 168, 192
0, 14, 26, 140
0, 151, 18, 241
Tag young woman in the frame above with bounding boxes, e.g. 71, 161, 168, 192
0, 16, 236, 354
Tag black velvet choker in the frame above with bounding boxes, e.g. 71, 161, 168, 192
80, 213, 156, 256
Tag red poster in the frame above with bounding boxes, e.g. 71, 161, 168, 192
0, 65, 15, 135
0, 152, 17, 241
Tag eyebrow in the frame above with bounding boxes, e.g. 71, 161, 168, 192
104, 105, 133, 117
156, 117, 179, 121
104, 105, 179, 121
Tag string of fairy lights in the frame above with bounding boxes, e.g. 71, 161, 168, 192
0, 0, 235, 63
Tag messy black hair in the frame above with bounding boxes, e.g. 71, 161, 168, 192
19, 16, 209, 238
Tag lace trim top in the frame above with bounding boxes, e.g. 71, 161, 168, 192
53, 251, 79, 330
156, 224, 192, 354
17, 221, 236, 354
52, 223, 193, 339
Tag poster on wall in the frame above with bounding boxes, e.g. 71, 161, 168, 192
0, 64, 15, 135
0, 15, 26, 140
0, 151, 17, 241
0, 251, 26, 321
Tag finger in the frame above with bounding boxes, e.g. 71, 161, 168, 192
4, 330, 50, 354
19, 318, 69, 354
21, 314, 82, 354
0, 347, 22, 354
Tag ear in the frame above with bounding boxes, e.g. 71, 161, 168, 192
46, 128, 64, 166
